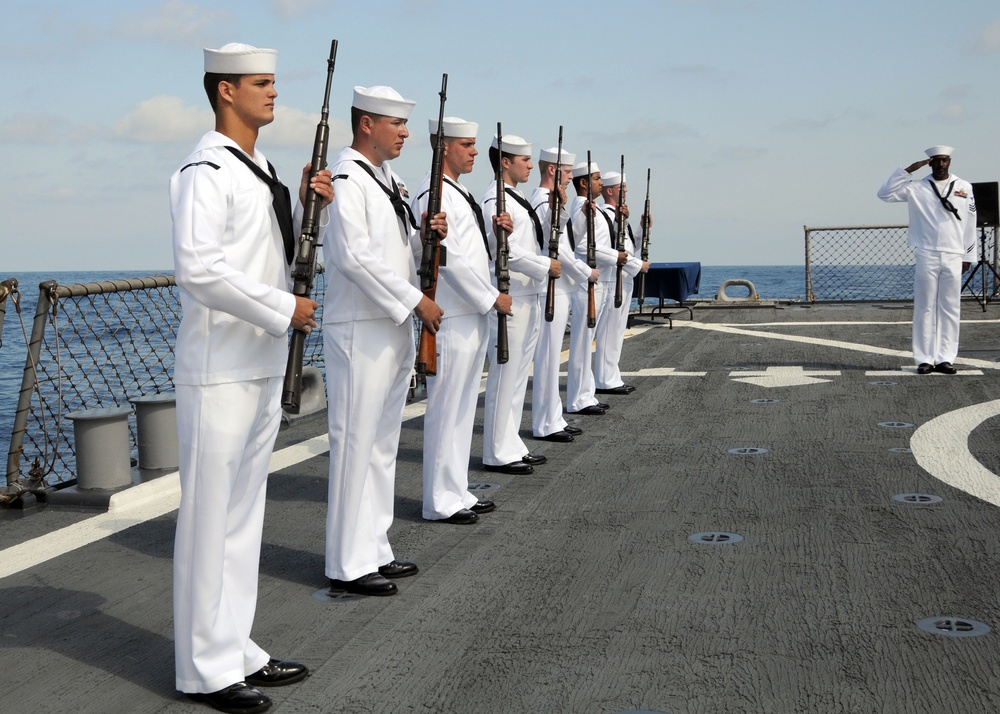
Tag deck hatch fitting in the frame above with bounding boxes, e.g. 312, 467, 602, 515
878, 421, 915, 428
749, 398, 780, 404
728, 447, 769, 455
916, 617, 991, 638
888, 447, 912, 454
689, 532, 744, 545
869, 381, 898, 386
893, 493, 943, 505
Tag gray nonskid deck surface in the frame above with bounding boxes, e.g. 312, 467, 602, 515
3, 303, 1000, 713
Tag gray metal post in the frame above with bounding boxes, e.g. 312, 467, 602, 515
130, 394, 177, 470
66, 406, 133, 490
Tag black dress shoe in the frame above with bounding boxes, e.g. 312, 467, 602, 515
595, 385, 632, 395
430, 508, 478, 524
570, 405, 606, 416
522, 453, 547, 465
563, 425, 583, 436
917, 363, 934, 374
934, 362, 957, 375
484, 461, 534, 474
597, 402, 611, 410
535, 430, 574, 442
187, 682, 271, 713
470, 499, 496, 514
378, 560, 418, 579
246, 659, 309, 687
329, 572, 397, 596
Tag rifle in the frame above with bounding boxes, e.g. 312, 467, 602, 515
415, 73, 448, 376
543, 127, 564, 323
637, 169, 651, 308
281, 39, 338, 414
613, 154, 627, 308
585, 151, 597, 328
494, 123, 510, 364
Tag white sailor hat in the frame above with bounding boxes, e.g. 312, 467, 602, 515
572, 160, 601, 178
925, 145, 954, 158
602, 171, 625, 187
353, 86, 416, 119
539, 147, 577, 165
491, 134, 532, 156
204, 43, 277, 74
430, 116, 478, 138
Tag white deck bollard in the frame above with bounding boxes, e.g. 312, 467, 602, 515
130, 394, 178, 470
65, 406, 133, 490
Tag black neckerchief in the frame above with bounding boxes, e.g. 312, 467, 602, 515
351, 159, 419, 231
434, 177, 491, 260
223, 146, 295, 263
928, 177, 962, 222
504, 187, 545, 250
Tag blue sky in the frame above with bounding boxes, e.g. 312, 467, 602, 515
4, 0, 1000, 271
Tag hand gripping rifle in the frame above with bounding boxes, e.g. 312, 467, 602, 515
415, 73, 448, 376
613, 154, 627, 309
543, 127, 564, 323
281, 39, 338, 414
585, 151, 597, 329
637, 168, 651, 308
494, 123, 510, 364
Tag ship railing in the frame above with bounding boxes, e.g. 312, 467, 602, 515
0, 278, 17, 353
3, 269, 329, 502
804, 224, 999, 302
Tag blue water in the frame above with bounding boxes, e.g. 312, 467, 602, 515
0, 264, 834, 469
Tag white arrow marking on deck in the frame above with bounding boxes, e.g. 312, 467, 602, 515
911, 400, 1000, 508
730, 366, 840, 387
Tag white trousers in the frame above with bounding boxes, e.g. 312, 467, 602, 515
324, 318, 413, 581
594, 277, 634, 389
423, 312, 488, 519
483, 293, 540, 465
174, 379, 279, 693
913, 248, 963, 366
566, 282, 607, 412
532, 290, 571, 437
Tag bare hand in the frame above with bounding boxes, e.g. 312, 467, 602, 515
641, 261, 651, 273
905, 159, 930, 174
617, 251, 628, 266
493, 292, 513, 316
291, 296, 319, 332
962, 261, 972, 273
589, 269, 600, 283
424, 211, 448, 239
299, 164, 334, 207
414, 295, 444, 334
549, 258, 562, 278
620, 204, 630, 219
550, 185, 567, 208
494, 212, 514, 234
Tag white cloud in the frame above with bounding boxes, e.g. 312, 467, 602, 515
112, 0, 232, 42
114, 96, 212, 143
271, 0, 331, 17
967, 19, 1000, 54
0, 114, 102, 143
935, 104, 968, 121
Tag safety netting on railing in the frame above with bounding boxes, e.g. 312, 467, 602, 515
804, 224, 999, 302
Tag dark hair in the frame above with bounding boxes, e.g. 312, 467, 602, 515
203, 73, 243, 112
572, 175, 588, 193
351, 106, 389, 135
488, 146, 518, 173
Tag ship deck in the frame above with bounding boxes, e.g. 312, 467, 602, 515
4, 301, 1000, 714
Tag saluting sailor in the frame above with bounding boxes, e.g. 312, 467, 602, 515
170, 42, 333, 712
530, 146, 593, 442
322, 86, 447, 596
481, 134, 561, 474
595, 171, 648, 395
411, 117, 512, 524
877, 145, 977, 375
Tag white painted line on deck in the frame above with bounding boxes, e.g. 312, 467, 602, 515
866, 368, 985, 377
911, 400, 1000, 508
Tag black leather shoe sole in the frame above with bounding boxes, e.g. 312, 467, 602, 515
187, 682, 271, 713
570, 406, 606, 416
378, 560, 418, 579
534, 431, 574, 442
595, 386, 632, 395
470, 499, 496, 514
246, 659, 309, 688
484, 462, 534, 474
428, 509, 478, 525
522, 453, 547, 465
564, 425, 583, 436
329, 573, 397, 596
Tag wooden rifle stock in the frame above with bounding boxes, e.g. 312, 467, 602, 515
543, 126, 564, 323
585, 151, 597, 329
415, 73, 448, 376
614, 155, 626, 309
282, 39, 337, 414
637, 168, 651, 308
494, 123, 510, 364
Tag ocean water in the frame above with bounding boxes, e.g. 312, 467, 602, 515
0, 264, 848, 469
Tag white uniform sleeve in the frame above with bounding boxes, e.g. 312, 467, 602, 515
877, 167, 914, 203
